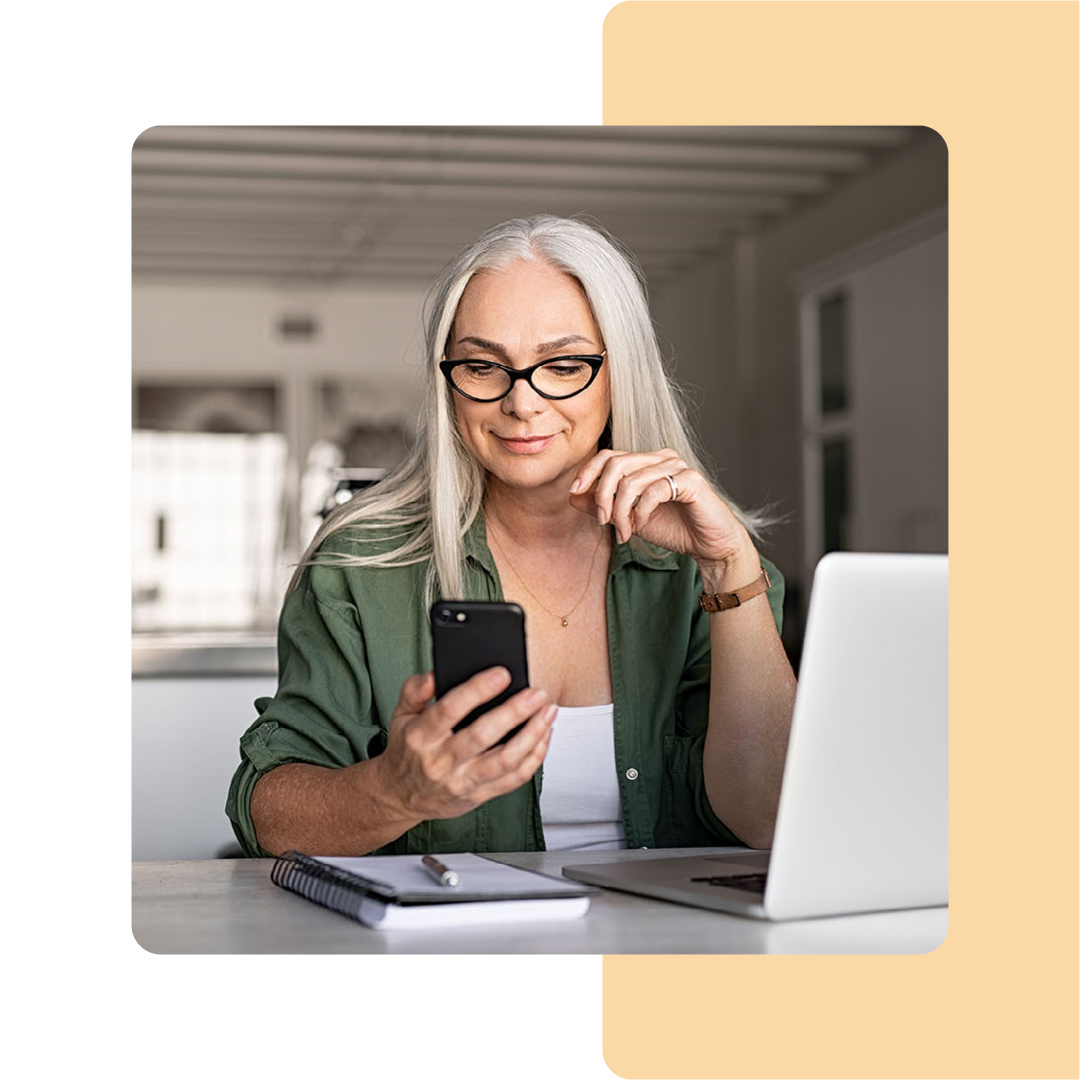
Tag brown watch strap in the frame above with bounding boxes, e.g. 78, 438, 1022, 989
699, 567, 771, 613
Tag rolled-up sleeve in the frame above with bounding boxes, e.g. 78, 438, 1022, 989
225, 575, 384, 857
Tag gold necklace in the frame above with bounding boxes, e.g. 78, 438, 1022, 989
488, 521, 606, 628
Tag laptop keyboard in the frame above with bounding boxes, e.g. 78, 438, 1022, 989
690, 872, 768, 894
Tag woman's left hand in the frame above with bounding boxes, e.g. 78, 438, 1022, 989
569, 448, 753, 565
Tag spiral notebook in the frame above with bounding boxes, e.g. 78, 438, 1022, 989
271, 851, 596, 930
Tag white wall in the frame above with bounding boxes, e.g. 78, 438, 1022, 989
133, 280, 429, 380
132, 675, 277, 859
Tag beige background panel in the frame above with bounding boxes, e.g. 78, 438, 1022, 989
602, 3, 1078, 1078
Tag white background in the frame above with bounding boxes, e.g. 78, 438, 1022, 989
5, 2, 637, 1079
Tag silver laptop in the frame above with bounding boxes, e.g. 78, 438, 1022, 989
563, 552, 948, 920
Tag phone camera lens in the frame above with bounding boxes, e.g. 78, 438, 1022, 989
437, 608, 452, 623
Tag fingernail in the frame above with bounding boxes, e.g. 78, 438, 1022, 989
597, 507, 606, 524
570, 478, 581, 493
488, 666, 510, 682
527, 688, 546, 706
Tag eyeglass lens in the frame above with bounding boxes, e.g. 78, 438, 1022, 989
450, 358, 595, 400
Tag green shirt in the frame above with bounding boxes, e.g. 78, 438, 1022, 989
226, 513, 784, 857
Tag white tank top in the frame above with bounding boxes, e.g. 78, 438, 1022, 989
539, 703, 627, 851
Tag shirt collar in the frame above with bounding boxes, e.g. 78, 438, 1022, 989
465, 507, 680, 576
463, 509, 498, 575
609, 536, 681, 572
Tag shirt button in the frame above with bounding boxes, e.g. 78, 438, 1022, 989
625, 768, 639, 780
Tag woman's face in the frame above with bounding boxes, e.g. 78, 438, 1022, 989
447, 258, 610, 496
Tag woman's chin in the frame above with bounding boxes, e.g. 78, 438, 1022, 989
487, 458, 572, 492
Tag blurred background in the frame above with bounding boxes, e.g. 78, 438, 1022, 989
132, 125, 947, 857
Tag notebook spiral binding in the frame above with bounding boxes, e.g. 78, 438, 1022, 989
271, 851, 397, 923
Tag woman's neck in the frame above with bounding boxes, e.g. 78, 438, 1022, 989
484, 475, 601, 550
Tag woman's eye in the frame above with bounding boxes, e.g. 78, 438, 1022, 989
548, 363, 586, 377
464, 363, 497, 377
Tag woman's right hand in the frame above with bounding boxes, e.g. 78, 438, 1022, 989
373, 667, 556, 823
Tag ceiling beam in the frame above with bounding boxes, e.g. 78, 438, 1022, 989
132, 174, 794, 213
133, 148, 831, 195
133, 126, 875, 173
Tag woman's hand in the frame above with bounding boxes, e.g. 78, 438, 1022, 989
569, 448, 754, 566
374, 668, 556, 823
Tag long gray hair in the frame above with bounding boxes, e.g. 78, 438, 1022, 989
289, 214, 768, 602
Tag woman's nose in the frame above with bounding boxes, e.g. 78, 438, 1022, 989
501, 378, 545, 418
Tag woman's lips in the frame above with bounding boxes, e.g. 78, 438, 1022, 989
495, 434, 556, 454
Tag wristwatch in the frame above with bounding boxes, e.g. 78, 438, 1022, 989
699, 567, 771, 613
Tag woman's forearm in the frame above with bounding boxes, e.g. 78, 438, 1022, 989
699, 552, 798, 850
249, 757, 423, 857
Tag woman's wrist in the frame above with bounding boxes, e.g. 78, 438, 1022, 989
345, 754, 424, 836
696, 546, 763, 594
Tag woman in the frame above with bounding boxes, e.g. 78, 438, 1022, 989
226, 214, 797, 858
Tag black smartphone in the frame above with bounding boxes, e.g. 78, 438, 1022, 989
430, 600, 530, 746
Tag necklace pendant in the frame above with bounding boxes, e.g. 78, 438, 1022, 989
561, 617, 569, 627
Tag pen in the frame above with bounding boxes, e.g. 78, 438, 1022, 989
421, 854, 461, 888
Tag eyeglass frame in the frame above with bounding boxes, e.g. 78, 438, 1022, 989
438, 350, 607, 403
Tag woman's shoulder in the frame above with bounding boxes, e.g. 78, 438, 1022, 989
299, 517, 428, 603
315, 517, 423, 558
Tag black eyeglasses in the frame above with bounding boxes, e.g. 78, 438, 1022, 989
439, 352, 606, 403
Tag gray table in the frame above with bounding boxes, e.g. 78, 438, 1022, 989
132, 848, 947, 954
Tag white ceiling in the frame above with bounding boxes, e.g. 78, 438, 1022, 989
132, 126, 921, 289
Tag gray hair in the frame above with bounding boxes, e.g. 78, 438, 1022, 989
290, 214, 769, 602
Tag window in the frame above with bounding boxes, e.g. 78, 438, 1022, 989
817, 293, 849, 415
132, 429, 287, 631
821, 437, 850, 553
132, 381, 287, 632
800, 288, 855, 586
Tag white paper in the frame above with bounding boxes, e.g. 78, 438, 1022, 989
313, 852, 582, 900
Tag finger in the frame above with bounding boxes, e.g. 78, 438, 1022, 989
394, 671, 436, 714
426, 666, 513, 734
592, 449, 679, 525
473, 701, 557, 780
475, 735, 553, 803
453, 685, 551, 756
471, 705, 557, 796
631, 466, 699, 531
601, 453, 682, 538
568, 448, 619, 498
610, 459, 688, 543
